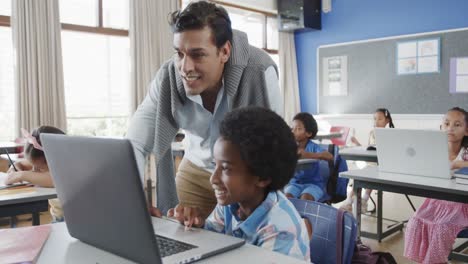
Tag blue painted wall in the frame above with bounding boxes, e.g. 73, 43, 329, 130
295, 0, 468, 114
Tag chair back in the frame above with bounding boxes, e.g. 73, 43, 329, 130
330, 126, 350, 146
289, 198, 357, 264
316, 160, 331, 202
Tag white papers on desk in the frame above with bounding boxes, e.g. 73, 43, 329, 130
454, 168, 468, 185
0, 172, 28, 189
455, 177, 468, 185
0, 172, 9, 187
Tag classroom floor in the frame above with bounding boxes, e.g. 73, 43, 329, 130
1, 187, 467, 263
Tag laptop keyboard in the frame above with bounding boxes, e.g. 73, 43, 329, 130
155, 234, 197, 258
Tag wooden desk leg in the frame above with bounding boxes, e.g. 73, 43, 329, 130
377, 190, 383, 242
353, 184, 362, 240
32, 213, 40, 225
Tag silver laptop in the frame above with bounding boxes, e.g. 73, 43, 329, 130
41, 134, 245, 264
375, 128, 452, 179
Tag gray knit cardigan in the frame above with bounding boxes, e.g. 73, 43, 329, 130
127, 30, 278, 213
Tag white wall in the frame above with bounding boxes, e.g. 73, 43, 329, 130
315, 114, 444, 145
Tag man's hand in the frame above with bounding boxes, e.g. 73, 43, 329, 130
167, 204, 205, 229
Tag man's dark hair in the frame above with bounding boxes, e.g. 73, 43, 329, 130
219, 107, 298, 191
293, 112, 318, 139
25, 126, 65, 161
169, 1, 233, 49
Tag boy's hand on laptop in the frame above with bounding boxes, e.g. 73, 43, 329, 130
148, 206, 162, 217
167, 204, 205, 229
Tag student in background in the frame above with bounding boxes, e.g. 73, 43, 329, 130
284, 112, 333, 201
340, 108, 395, 212
404, 107, 468, 264
5, 126, 66, 222
167, 107, 310, 261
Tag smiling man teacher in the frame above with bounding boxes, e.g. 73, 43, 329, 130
127, 1, 282, 217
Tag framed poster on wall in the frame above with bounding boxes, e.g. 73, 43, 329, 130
322, 55, 348, 96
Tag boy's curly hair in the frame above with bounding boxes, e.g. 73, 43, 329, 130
219, 107, 298, 191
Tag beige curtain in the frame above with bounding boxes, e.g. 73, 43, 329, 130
129, 0, 179, 111
279, 32, 301, 123
11, 0, 67, 135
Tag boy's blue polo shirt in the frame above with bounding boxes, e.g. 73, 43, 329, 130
290, 140, 325, 186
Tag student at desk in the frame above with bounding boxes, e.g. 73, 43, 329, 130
341, 108, 395, 212
4, 126, 65, 222
166, 107, 310, 261
285, 112, 333, 201
405, 107, 468, 264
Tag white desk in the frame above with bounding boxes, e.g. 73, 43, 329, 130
0, 141, 22, 154
338, 147, 407, 242
339, 146, 377, 163
37, 221, 308, 264
314, 131, 342, 141
0, 153, 21, 162
0, 186, 56, 225
340, 167, 468, 240
296, 158, 318, 171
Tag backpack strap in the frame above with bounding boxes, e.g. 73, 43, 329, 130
336, 209, 345, 264
327, 154, 341, 202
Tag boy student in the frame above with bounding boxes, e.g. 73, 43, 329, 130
285, 112, 333, 201
167, 107, 310, 261
127, 0, 281, 217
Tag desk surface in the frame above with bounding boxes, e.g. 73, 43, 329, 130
340, 166, 468, 240
297, 158, 318, 165
339, 146, 377, 162
0, 185, 57, 206
37, 222, 308, 264
0, 153, 21, 162
341, 167, 468, 196
314, 131, 342, 140
296, 158, 319, 171
0, 141, 22, 153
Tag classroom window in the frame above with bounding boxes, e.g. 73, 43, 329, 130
60, 0, 130, 137
0, 0, 11, 16
225, 6, 265, 48
59, 0, 99, 27
266, 16, 278, 50
0, 1, 14, 141
102, 0, 129, 29
61, 31, 130, 137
